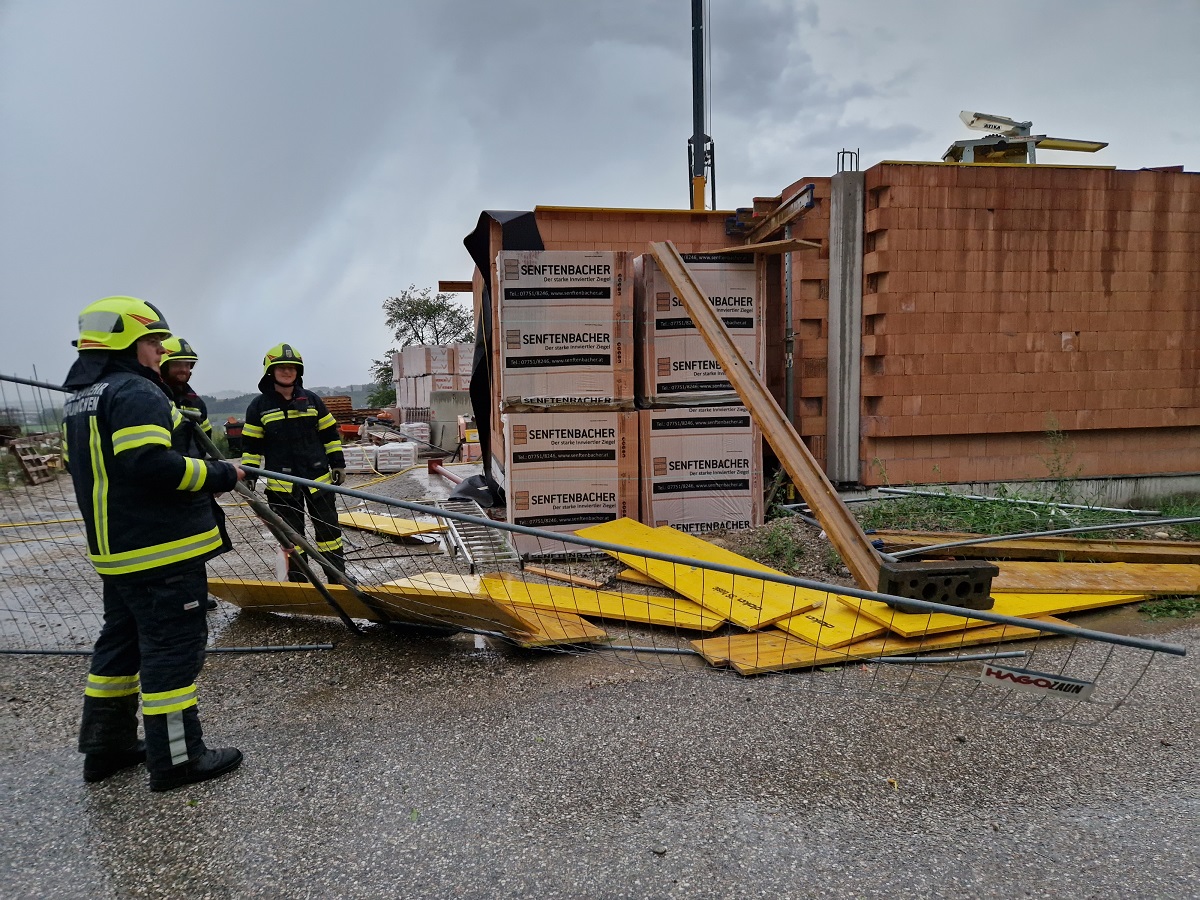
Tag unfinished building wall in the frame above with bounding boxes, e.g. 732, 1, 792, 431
774, 178, 832, 466
858, 162, 1200, 486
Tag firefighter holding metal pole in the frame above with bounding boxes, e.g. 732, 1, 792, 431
241, 344, 347, 580
63, 296, 245, 792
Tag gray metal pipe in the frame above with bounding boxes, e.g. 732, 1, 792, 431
891, 516, 1200, 559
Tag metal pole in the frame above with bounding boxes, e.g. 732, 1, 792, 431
0, 644, 335, 656
891, 515, 1200, 560
783, 223, 794, 424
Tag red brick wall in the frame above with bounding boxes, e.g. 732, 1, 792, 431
857, 162, 1200, 486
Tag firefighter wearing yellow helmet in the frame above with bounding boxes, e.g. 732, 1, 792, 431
241, 343, 347, 579
159, 336, 212, 458
62, 296, 244, 792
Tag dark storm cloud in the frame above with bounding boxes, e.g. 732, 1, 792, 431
1, 1, 1197, 391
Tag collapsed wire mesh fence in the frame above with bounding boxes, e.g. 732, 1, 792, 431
0, 372, 1188, 728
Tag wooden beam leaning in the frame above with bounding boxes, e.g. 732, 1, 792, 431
707, 238, 821, 256
647, 241, 882, 589
742, 183, 816, 245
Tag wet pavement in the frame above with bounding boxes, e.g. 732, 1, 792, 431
2, 612, 1197, 899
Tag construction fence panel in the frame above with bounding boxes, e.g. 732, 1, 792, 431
0, 372, 1185, 727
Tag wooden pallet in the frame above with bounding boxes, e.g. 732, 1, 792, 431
8, 436, 58, 485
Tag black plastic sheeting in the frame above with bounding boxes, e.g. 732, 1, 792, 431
462, 210, 544, 505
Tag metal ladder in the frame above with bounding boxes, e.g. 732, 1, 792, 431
431, 498, 520, 573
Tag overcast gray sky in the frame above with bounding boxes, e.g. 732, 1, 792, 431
2, 0, 1197, 394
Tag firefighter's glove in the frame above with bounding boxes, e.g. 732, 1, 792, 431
244, 475, 257, 491
331, 468, 346, 486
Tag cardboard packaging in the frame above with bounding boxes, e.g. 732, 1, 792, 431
638, 406, 763, 535
503, 410, 638, 555
635, 252, 762, 407
449, 342, 474, 377
495, 250, 634, 410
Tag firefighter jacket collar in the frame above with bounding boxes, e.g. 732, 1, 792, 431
65, 350, 165, 392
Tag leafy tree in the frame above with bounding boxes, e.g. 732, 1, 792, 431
366, 382, 396, 408
384, 285, 473, 347
370, 285, 474, 398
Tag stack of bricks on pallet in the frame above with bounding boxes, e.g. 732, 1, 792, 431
635, 252, 764, 406
632, 251, 766, 535
393, 343, 467, 412
854, 162, 1200, 486
495, 250, 637, 554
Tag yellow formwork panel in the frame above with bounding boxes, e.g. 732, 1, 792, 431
575, 518, 822, 629
481, 575, 725, 632
337, 512, 446, 539
838, 591, 1148, 639
375, 573, 536, 632
208, 578, 385, 621
492, 603, 611, 648
693, 616, 1063, 675
773, 599, 889, 649
383, 572, 484, 598
993, 562, 1200, 595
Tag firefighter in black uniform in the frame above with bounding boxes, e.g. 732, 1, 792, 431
224, 416, 244, 457
160, 336, 220, 611
63, 296, 245, 792
241, 343, 347, 579
159, 336, 211, 456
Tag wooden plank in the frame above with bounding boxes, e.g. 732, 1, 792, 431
871, 529, 1200, 564
438, 280, 474, 293
992, 562, 1200, 595
575, 518, 823, 629
838, 591, 1149, 639
707, 238, 821, 255
693, 617, 1065, 675
481, 575, 725, 632
616, 568, 664, 587
337, 512, 447, 539
649, 241, 881, 589
521, 565, 607, 589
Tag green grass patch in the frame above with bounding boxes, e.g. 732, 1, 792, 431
740, 517, 809, 575
1138, 596, 1200, 619
857, 484, 1118, 537
1155, 493, 1200, 539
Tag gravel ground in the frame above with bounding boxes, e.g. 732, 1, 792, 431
3, 470, 1198, 897
2, 612, 1196, 899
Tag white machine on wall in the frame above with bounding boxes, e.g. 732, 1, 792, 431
942, 110, 1107, 163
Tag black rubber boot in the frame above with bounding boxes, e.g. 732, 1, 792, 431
149, 747, 243, 793
79, 694, 144, 783
329, 550, 346, 575
84, 741, 147, 783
